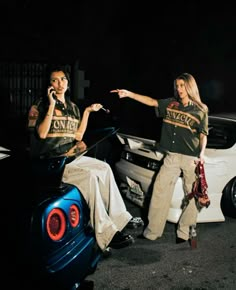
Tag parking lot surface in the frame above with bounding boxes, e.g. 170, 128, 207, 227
87, 199, 236, 290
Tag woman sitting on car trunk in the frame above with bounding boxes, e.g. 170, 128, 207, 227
28, 65, 143, 252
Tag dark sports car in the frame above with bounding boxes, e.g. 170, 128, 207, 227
2, 127, 118, 290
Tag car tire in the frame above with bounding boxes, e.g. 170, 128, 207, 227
221, 177, 236, 218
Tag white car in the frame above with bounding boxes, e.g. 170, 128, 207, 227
115, 112, 236, 223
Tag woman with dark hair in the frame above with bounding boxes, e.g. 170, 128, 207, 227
28, 66, 138, 252
110, 72, 209, 245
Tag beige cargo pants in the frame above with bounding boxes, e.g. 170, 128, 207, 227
143, 152, 199, 241
63, 156, 132, 251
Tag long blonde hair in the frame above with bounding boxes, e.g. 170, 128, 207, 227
174, 73, 208, 113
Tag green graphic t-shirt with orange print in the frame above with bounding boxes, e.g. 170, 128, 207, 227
29, 97, 81, 158
155, 98, 208, 157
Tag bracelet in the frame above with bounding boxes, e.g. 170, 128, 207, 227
46, 114, 53, 117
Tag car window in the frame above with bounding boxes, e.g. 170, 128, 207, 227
207, 119, 236, 149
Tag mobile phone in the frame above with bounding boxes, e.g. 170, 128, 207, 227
49, 88, 57, 99
49, 88, 55, 94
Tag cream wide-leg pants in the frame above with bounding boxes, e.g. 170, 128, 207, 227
62, 156, 132, 251
143, 152, 199, 241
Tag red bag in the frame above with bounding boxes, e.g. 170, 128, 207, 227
187, 162, 210, 208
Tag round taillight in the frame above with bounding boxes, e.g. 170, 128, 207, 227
46, 208, 66, 241
69, 204, 80, 228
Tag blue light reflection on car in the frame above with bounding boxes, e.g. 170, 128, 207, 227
3, 127, 119, 289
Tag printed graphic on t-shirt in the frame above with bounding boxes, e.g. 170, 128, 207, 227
164, 107, 200, 133
47, 116, 79, 138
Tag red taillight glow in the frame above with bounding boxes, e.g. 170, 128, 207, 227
46, 208, 66, 241
69, 205, 80, 227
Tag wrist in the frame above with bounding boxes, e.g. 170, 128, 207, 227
130, 92, 135, 99
85, 107, 91, 113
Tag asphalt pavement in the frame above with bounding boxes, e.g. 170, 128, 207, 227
83, 198, 236, 290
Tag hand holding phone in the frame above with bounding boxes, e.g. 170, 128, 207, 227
48, 87, 57, 101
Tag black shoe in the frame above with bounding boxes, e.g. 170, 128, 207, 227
108, 231, 135, 249
102, 247, 112, 258
126, 217, 144, 229
176, 237, 188, 244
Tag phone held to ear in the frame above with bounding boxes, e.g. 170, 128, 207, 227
49, 88, 57, 100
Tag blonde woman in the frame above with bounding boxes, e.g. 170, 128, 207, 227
110, 73, 208, 244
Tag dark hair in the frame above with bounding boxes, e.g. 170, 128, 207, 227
40, 65, 72, 107
46, 64, 71, 91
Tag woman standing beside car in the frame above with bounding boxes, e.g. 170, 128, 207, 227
110, 72, 208, 244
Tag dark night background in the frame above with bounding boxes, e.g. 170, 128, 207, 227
1, 1, 236, 288
0, 0, 236, 284
1, 0, 236, 139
